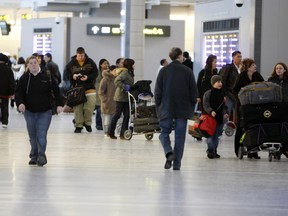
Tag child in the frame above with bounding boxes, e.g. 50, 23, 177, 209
202, 75, 229, 159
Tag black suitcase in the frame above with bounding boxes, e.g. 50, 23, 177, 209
133, 117, 160, 133
243, 122, 288, 151
136, 105, 157, 118
240, 102, 288, 127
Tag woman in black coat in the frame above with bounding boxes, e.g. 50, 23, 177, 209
197, 54, 218, 110
233, 58, 264, 159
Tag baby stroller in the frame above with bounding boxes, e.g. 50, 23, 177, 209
238, 102, 288, 161
123, 80, 160, 140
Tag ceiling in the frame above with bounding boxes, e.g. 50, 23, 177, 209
0, 0, 222, 11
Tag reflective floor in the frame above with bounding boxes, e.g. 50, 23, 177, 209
1, 108, 288, 216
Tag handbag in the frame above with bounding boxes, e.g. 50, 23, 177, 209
66, 86, 87, 107
196, 114, 217, 138
195, 100, 224, 138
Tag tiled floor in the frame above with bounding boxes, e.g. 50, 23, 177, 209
1, 108, 288, 216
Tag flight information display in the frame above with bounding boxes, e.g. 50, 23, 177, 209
203, 33, 239, 68
33, 33, 52, 54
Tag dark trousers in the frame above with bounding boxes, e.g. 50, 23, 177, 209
0, 98, 9, 125
95, 105, 102, 129
109, 102, 129, 137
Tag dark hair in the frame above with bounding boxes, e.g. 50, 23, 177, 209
183, 51, 189, 58
169, 47, 182, 61
160, 59, 166, 65
232, 50, 241, 57
98, 58, 109, 71
116, 58, 124, 65
45, 53, 52, 59
241, 58, 255, 72
110, 65, 116, 71
76, 47, 85, 54
17, 57, 25, 64
123, 58, 135, 72
271, 62, 288, 79
205, 54, 217, 71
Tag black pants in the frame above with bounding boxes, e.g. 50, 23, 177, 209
0, 98, 9, 125
234, 123, 243, 156
109, 102, 129, 137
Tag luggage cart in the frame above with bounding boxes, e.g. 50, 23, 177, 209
123, 91, 160, 141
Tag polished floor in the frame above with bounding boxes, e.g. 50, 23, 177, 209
1, 107, 288, 216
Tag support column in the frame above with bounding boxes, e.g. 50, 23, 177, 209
121, 0, 145, 80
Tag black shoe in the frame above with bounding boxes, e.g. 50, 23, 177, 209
28, 159, 37, 165
84, 124, 92, 132
164, 152, 174, 169
214, 153, 221, 158
74, 127, 83, 133
96, 126, 103, 130
109, 135, 117, 139
37, 155, 47, 167
207, 152, 215, 159
173, 167, 180, 171
247, 153, 261, 159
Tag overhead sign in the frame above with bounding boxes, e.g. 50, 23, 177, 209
87, 24, 170, 37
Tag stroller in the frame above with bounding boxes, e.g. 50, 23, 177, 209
238, 102, 288, 161
123, 80, 160, 140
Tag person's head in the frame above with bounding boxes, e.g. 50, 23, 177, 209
210, 75, 222, 89
123, 58, 135, 72
241, 58, 256, 73
99, 58, 109, 71
76, 47, 86, 63
232, 51, 242, 66
271, 62, 288, 79
169, 47, 183, 62
17, 57, 25, 64
32, 53, 42, 65
26, 56, 40, 73
44, 53, 52, 63
205, 54, 217, 71
160, 59, 168, 66
116, 58, 124, 68
183, 51, 190, 59
0, 53, 10, 64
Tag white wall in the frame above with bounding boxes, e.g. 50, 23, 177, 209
261, 0, 288, 80
194, 0, 256, 78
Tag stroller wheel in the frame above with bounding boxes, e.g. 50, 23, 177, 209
124, 130, 133, 140
225, 126, 235, 136
145, 133, 154, 140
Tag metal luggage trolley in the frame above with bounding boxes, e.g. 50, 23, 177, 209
123, 91, 160, 140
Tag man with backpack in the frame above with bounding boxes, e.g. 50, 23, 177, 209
220, 50, 242, 115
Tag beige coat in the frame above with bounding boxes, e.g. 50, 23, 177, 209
98, 70, 116, 114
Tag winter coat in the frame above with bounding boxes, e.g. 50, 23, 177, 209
95, 69, 104, 106
154, 60, 197, 120
0, 63, 16, 98
114, 68, 134, 102
98, 70, 116, 114
65, 54, 98, 91
268, 76, 288, 102
15, 70, 63, 113
197, 68, 218, 99
46, 60, 61, 84
220, 63, 239, 101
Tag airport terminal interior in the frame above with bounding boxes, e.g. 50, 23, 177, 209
1, 107, 288, 216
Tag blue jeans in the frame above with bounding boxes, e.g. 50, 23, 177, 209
206, 123, 224, 153
95, 105, 103, 129
159, 118, 187, 169
226, 95, 235, 117
24, 110, 52, 160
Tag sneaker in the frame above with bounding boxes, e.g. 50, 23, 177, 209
164, 152, 174, 169
2, 124, 7, 128
74, 127, 83, 133
28, 159, 37, 165
84, 124, 92, 132
37, 155, 47, 167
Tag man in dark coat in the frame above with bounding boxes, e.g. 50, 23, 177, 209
44, 53, 62, 84
0, 53, 16, 128
154, 47, 198, 171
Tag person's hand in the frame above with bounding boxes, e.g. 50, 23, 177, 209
197, 98, 201, 103
80, 75, 88, 81
57, 106, 63, 114
211, 111, 216, 117
123, 84, 130, 92
224, 113, 229, 119
18, 104, 25, 113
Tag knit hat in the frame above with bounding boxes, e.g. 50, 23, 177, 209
211, 75, 222, 86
